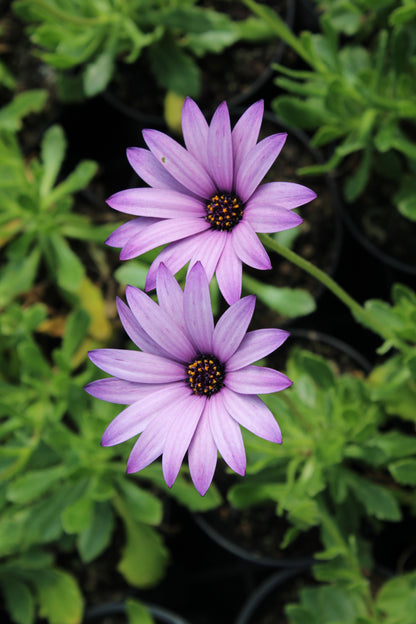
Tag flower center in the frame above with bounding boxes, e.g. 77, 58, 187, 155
186, 355, 225, 397
205, 193, 244, 231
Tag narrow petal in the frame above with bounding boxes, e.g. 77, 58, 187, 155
126, 285, 195, 362
88, 349, 186, 383
127, 146, 192, 193
225, 365, 292, 394
84, 378, 161, 404
226, 329, 290, 371
127, 411, 173, 473
181, 97, 210, 172
187, 228, 227, 284
248, 181, 317, 210
232, 100, 264, 174
184, 262, 214, 353
244, 204, 303, 233
145, 233, 203, 291
215, 236, 242, 305
235, 133, 287, 203
106, 188, 204, 218
156, 263, 186, 331
102, 383, 188, 446
213, 295, 256, 362
188, 409, 218, 496
207, 102, 233, 192
231, 220, 272, 270
120, 217, 210, 261
106, 218, 157, 248
221, 387, 282, 443
162, 393, 206, 488
116, 297, 165, 356
208, 393, 246, 475
143, 128, 215, 198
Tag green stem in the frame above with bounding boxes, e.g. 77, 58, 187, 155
259, 233, 410, 353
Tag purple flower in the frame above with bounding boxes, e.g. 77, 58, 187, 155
85, 263, 291, 495
106, 98, 316, 304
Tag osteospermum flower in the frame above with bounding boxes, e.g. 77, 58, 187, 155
85, 262, 291, 495
106, 98, 316, 304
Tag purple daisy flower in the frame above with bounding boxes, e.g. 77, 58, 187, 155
85, 262, 291, 495
106, 98, 316, 304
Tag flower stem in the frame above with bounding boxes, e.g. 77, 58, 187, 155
259, 233, 409, 353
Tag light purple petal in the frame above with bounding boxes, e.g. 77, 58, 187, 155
208, 393, 246, 475
244, 204, 303, 233
207, 101, 233, 192
215, 236, 242, 305
126, 410, 174, 473
231, 220, 272, 270
162, 393, 206, 488
225, 365, 292, 394
88, 349, 185, 383
102, 383, 188, 446
120, 217, 210, 261
181, 97, 210, 172
106, 188, 204, 218
184, 262, 214, 353
221, 387, 282, 443
235, 133, 287, 203
143, 128, 215, 198
126, 285, 195, 362
232, 100, 264, 174
127, 146, 193, 193
145, 232, 203, 291
116, 297, 165, 356
155, 263, 186, 331
226, 328, 290, 371
188, 409, 218, 496
106, 218, 158, 248
84, 378, 161, 404
213, 295, 256, 362
248, 181, 317, 210
187, 228, 227, 284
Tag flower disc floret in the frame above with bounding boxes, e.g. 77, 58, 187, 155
206, 193, 244, 231
187, 355, 225, 396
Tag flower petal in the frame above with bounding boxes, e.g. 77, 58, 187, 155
232, 100, 264, 174
102, 383, 188, 446
231, 220, 271, 270
184, 262, 214, 353
207, 101, 233, 192
106, 188, 204, 218
221, 387, 282, 443
213, 295, 256, 362
106, 218, 158, 248
181, 97, 210, 172
187, 228, 227, 284
127, 146, 192, 193
116, 297, 165, 356
208, 393, 246, 475
145, 232, 203, 291
225, 365, 292, 394
235, 133, 287, 203
120, 217, 210, 261
162, 393, 206, 488
84, 378, 160, 404
126, 411, 173, 473
248, 181, 317, 210
126, 285, 195, 362
226, 328, 290, 371
188, 409, 218, 496
88, 349, 185, 383
143, 128, 215, 198
215, 236, 242, 305
244, 205, 303, 233
155, 263, 186, 331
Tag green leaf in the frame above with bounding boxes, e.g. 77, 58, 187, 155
116, 479, 162, 525
6, 466, 68, 505
83, 50, 114, 97
117, 519, 168, 588
125, 599, 155, 624
346, 472, 401, 521
0, 90, 47, 132
0, 577, 35, 624
243, 274, 316, 318
60, 308, 90, 360
77, 502, 114, 563
273, 96, 327, 130
389, 459, 416, 486
47, 234, 85, 293
46, 160, 98, 207
61, 488, 94, 534
34, 569, 83, 624
40, 125, 66, 198
0, 248, 40, 306
376, 570, 416, 623
149, 35, 200, 97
